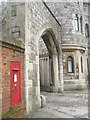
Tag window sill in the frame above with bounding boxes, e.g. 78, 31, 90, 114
67, 73, 74, 75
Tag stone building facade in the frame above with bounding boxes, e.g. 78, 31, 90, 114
45, 1, 89, 90
83, 2, 90, 81
24, 1, 63, 114
0, 0, 89, 118
0, 1, 63, 117
0, 2, 26, 118
88, 3, 90, 80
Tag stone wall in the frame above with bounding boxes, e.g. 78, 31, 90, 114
1, 2, 25, 48
1, 42, 25, 117
83, 3, 90, 81
87, 3, 90, 75
0, 1, 63, 116
62, 49, 87, 81
1, 0, 89, 116
46, 2, 88, 85
24, 1, 63, 113
47, 2, 87, 47
0, 2, 26, 117
39, 38, 49, 57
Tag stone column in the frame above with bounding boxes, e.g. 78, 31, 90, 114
24, 49, 30, 114
52, 55, 59, 91
83, 52, 88, 82
83, 53, 86, 82
78, 51, 82, 85
60, 55, 64, 92
37, 44, 41, 109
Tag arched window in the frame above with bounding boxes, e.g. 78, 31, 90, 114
75, 14, 79, 31
85, 24, 89, 37
80, 16, 83, 33
67, 56, 74, 73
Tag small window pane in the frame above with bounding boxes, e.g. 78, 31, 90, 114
75, 15, 79, 31
80, 16, 83, 33
85, 24, 89, 37
68, 61, 72, 73
67, 56, 74, 73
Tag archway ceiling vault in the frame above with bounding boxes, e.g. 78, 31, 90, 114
41, 31, 57, 55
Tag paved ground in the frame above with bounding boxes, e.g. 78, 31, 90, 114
29, 89, 88, 118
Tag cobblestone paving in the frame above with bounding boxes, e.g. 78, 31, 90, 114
29, 89, 88, 118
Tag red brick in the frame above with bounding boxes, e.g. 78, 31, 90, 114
2, 43, 25, 117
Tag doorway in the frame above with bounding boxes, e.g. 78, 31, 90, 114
39, 29, 59, 92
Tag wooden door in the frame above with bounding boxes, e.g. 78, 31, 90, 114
39, 57, 50, 87
10, 62, 21, 107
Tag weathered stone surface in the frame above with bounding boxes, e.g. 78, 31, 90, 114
24, 1, 63, 114
46, 2, 88, 87
0, 0, 89, 117
29, 89, 88, 118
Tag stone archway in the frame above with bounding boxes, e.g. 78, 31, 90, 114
38, 28, 60, 92
24, 8, 63, 112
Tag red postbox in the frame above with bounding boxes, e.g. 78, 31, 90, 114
10, 62, 21, 107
